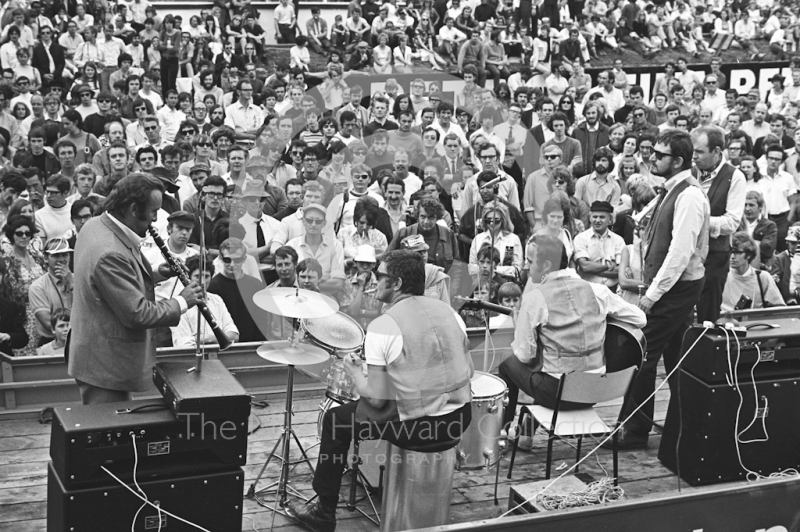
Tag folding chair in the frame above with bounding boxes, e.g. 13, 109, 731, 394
506, 366, 637, 486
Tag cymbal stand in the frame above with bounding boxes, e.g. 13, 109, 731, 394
343, 439, 381, 525
247, 319, 316, 517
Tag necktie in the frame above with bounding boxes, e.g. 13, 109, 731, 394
256, 219, 266, 248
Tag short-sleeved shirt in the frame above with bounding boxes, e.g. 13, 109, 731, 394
573, 228, 626, 288
28, 273, 73, 338
286, 235, 346, 281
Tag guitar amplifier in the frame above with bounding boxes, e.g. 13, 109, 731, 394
47, 462, 244, 532
681, 323, 800, 384
50, 399, 247, 489
153, 360, 251, 421
658, 369, 800, 485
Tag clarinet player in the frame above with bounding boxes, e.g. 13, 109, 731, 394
68, 174, 205, 405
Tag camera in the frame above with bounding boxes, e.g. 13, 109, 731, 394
734, 294, 753, 311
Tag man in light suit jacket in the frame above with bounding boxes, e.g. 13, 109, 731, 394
68, 173, 204, 404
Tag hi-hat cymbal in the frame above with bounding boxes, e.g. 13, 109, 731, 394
256, 342, 330, 366
253, 287, 339, 319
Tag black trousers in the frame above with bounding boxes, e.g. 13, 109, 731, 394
498, 355, 591, 429
620, 278, 704, 436
696, 251, 729, 324
313, 400, 471, 506
771, 211, 790, 253
160, 56, 179, 93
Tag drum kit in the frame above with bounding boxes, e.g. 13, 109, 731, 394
246, 285, 514, 523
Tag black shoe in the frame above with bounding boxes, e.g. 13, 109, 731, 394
284, 499, 337, 532
602, 429, 649, 450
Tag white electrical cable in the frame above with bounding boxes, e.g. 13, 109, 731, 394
498, 326, 712, 519
102, 455, 211, 532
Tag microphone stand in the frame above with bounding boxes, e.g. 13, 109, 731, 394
484, 223, 497, 372
192, 193, 207, 374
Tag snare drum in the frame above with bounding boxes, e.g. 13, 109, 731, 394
456, 372, 508, 470
302, 312, 365, 358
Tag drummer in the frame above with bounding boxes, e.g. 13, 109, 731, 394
285, 250, 474, 532
265, 246, 300, 341
499, 235, 646, 452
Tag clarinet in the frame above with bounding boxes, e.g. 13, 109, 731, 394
147, 225, 233, 350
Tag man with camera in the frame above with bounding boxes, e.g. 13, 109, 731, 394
721, 231, 785, 312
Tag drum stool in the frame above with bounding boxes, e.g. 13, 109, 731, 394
379, 439, 459, 532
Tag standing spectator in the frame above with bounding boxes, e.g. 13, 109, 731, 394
758, 145, 796, 253
741, 190, 777, 268
35, 175, 74, 241
158, 15, 181, 92
572, 102, 610, 173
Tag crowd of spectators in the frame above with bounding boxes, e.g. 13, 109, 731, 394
0, 0, 798, 358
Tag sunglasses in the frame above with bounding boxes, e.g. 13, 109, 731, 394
353, 173, 370, 180
197, 142, 212, 147
303, 218, 325, 226
544, 154, 560, 160
652, 148, 674, 160
554, 179, 567, 185
144, 126, 158, 131
633, 113, 645, 118
483, 218, 502, 225
221, 255, 247, 264
181, 130, 195, 135
98, 99, 111, 103
292, 151, 305, 156
135, 106, 147, 112
14, 230, 32, 237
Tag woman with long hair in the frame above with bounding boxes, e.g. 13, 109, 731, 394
0, 24, 21, 70
392, 94, 415, 123
468, 199, 522, 280
557, 94, 576, 127
264, 138, 297, 188
536, 190, 578, 265
70, 61, 101, 94
337, 200, 388, 261
319, 140, 352, 187
500, 20, 523, 57
158, 14, 181, 92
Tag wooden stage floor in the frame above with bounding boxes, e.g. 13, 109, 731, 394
0, 369, 719, 532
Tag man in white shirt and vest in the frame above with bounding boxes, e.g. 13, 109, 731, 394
691, 126, 745, 323
613, 130, 710, 450
285, 250, 474, 532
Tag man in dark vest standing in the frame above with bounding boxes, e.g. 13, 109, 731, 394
285, 250, 473, 531
612, 130, 710, 450
691, 126, 745, 323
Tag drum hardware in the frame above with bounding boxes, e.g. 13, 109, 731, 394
454, 296, 513, 373
248, 288, 339, 524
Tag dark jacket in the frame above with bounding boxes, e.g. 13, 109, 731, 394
0, 298, 29, 356
770, 250, 792, 303
31, 40, 66, 81
388, 223, 460, 272
748, 217, 779, 261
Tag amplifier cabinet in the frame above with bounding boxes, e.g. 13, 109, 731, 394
681, 324, 800, 384
51, 399, 247, 489
47, 462, 244, 532
659, 369, 800, 485
153, 360, 251, 421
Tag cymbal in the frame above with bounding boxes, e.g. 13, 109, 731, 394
256, 342, 330, 366
253, 287, 339, 319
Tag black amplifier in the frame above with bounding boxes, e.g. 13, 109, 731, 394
47, 462, 244, 532
681, 323, 800, 383
50, 399, 248, 488
153, 360, 251, 421
658, 369, 800, 485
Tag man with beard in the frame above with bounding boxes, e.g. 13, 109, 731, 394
575, 147, 621, 206
613, 130, 709, 450
92, 120, 126, 178
206, 105, 225, 137
93, 141, 130, 194
193, 69, 223, 106
572, 102, 610, 174
691, 126, 745, 323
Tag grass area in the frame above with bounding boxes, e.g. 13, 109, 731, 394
267, 38, 775, 77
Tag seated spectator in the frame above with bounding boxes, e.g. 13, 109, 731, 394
28, 237, 73, 347
398, 234, 452, 305
207, 237, 268, 342
459, 244, 502, 327
342, 244, 382, 327
0, 257, 29, 356
172, 255, 239, 347
742, 190, 778, 269
297, 257, 323, 291
770, 224, 800, 304
265, 245, 299, 341
722, 232, 785, 312
468, 200, 522, 281
35, 174, 73, 240
286, 203, 346, 298
337, 199, 388, 261
35, 307, 70, 357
